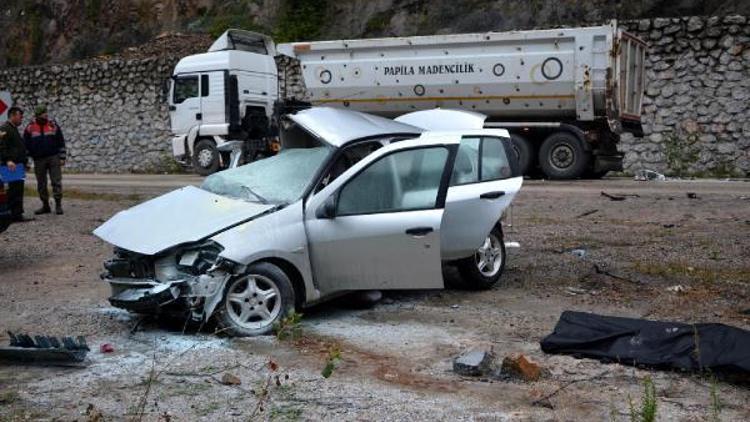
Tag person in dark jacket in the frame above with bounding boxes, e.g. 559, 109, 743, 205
24, 105, 66, 215
0, 107, 32, 222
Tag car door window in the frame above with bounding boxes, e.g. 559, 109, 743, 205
450, 137, 480, 185
173, 76, 199, 104
337, 147, 449, 216
316, 140, 385, 192
481, 137, 513, 181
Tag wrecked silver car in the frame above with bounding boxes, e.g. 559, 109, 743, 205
94, 108, 523, 336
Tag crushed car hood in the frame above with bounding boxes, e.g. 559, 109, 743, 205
286, 107, 422, 147
94, 186, 274, 255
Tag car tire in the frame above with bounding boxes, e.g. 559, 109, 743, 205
538, 131, 590, 179
456, 225, 506, 290
510, 133, 535, 176
193, 139, 220, 176
214, 262, 295, 337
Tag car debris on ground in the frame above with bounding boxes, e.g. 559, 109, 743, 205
575, 209, 598, 218
600, 191, 626, 201
453, 349, 494, 376
99, 343, 115, 353
665, 284, 688, 293
0, 332, 90, 364
633, 169, 666, 181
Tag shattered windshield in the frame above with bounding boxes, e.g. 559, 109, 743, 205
201, 147, 332, 204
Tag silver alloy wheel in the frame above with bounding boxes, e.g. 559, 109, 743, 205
197, 148, 215, 168
225, 274, 281, 330
550, 143, 575, 170
475, 233, 503, 277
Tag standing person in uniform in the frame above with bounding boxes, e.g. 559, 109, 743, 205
24, 105, 66, 215
0, 106, 32, 222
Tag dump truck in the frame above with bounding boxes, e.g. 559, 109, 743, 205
167, 22, 646, 178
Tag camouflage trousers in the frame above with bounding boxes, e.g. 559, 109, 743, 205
34, 155, 63, 203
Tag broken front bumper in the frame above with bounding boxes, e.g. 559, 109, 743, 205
106, 278, 183, 313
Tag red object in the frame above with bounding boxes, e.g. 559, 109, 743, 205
0, 99, 7, 116
99, 343, 114, 353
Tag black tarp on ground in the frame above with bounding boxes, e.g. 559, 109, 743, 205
540, 311, 750, 379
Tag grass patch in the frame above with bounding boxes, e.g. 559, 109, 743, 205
364, 10, 395, 35
23, 187, 142, 202
195, 401, 222, 417
0, 390, 20, 405
269, 405, 303, 421
628, 376, 657, 422
274, 312, 303, 341
274, 0, 329, 42
632, 261, 750, 285
158, 381, 212, 400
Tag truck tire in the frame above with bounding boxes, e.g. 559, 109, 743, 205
193, 139, 220, 176
455, 225, 506, 290
538, 131, 590, 179
510, 133, 535, 176
214, 262, 296, 337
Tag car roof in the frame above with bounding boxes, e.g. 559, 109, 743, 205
395, 109, 488, 131
286, 107, 423, 148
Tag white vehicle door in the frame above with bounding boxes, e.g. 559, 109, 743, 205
199, 72, 226, 127
441, 135, 523, 260
305, 140, 457, 295
169, 73, 201, 135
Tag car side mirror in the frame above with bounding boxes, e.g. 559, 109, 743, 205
316, 195, 337, 219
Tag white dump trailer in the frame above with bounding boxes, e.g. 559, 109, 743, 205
168, 22, 646, 178
278, 22, 646, 178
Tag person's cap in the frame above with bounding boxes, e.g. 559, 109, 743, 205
34, 105, 47, 116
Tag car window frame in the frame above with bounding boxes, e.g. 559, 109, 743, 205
332, 144, 458, 217
449, 135, 519, 187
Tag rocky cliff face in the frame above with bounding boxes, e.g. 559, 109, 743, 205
2, 0, 749, 67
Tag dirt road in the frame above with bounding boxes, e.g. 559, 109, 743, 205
1, 176, 749, 421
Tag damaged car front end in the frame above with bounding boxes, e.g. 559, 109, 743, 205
102, 241, 231, 320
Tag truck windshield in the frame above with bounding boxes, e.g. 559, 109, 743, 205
201, 147, 332, 204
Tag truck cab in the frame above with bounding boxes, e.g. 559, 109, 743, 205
168, 30, 279, 175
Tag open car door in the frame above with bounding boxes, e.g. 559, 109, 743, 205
304, 136, 459, 295
437, 130, 523, 260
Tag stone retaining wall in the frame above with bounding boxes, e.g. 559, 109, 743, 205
619, 15, 750, 176
0, 57, 179, 173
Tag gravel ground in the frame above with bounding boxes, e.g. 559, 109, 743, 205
1, 177, 749, 421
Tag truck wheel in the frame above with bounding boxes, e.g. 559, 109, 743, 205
538, 132, 590, 179
510, 133, 535, 176
214, 262, 295, 337
456, 225, 506, 290
193, 139, 220, 175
